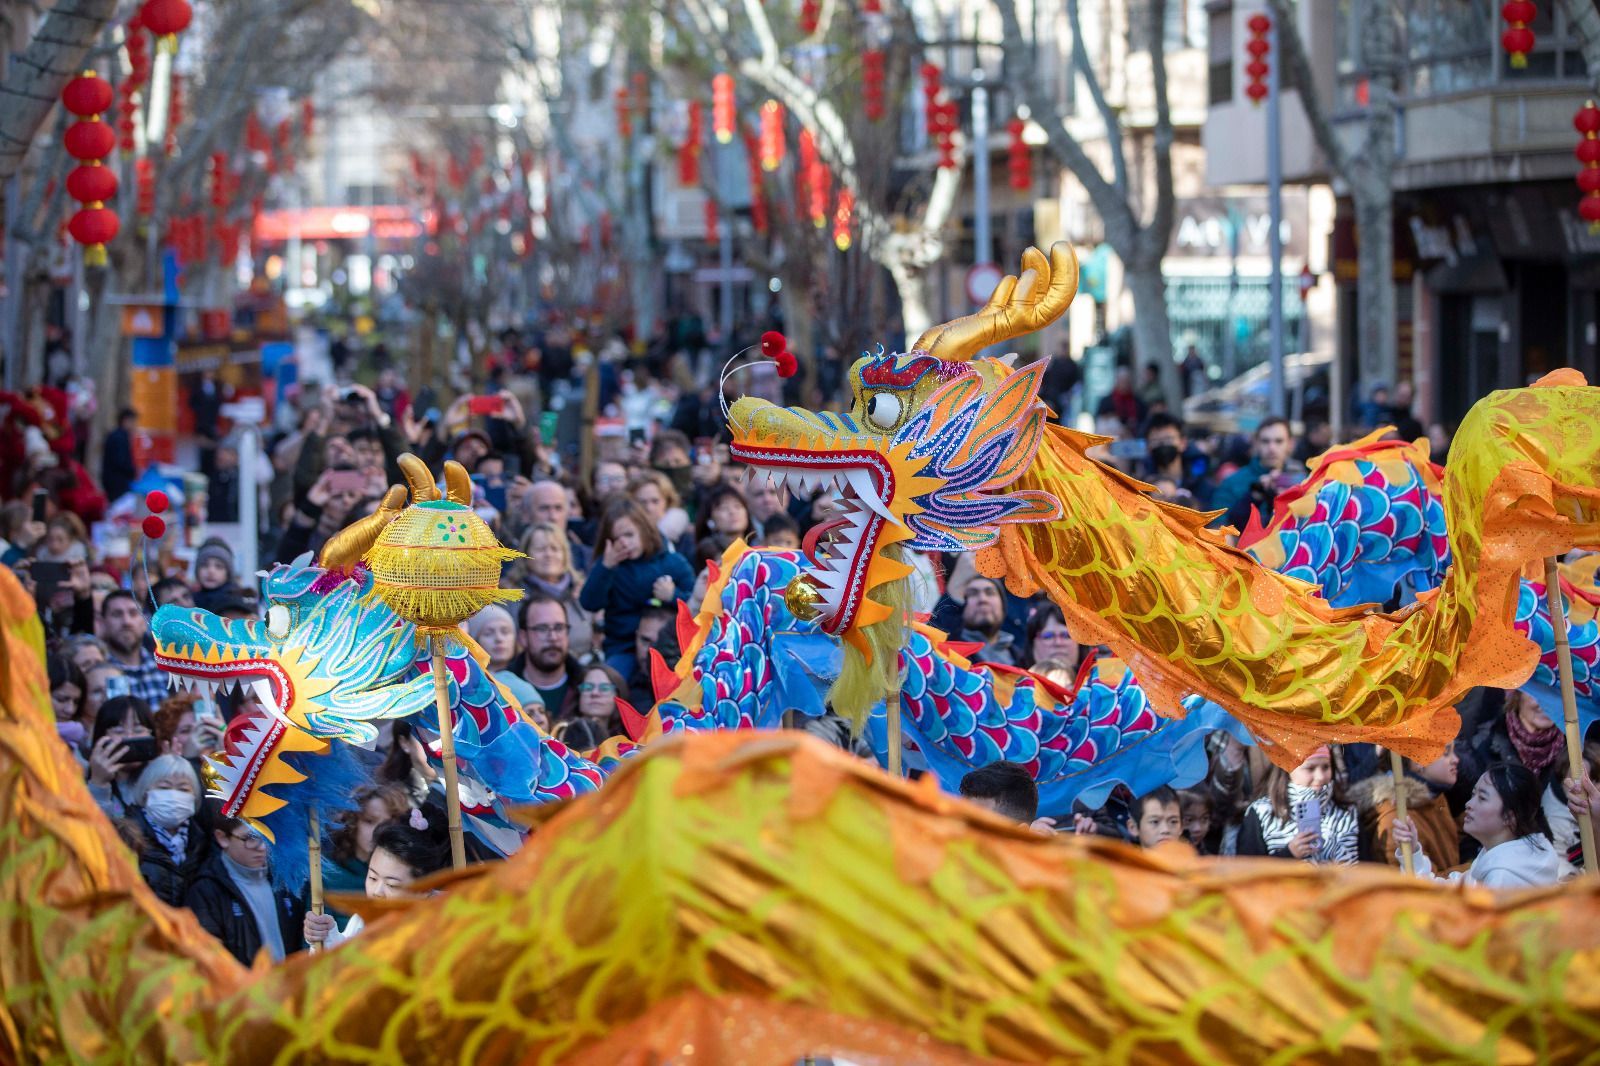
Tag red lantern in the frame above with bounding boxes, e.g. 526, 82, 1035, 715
66, 164, 118, 204
800, 0, 820, 34
140, 0, 192, 51
1576, 100, 1600, 233
62, 72, 113, 117
712, 73, 735, 145
1244, 13, 1271, 106
759, 99, 784, 172
136, 158, 155, 216
64, 119, 115, 161
1501, 1, 1536, 68
614, 87, 633, 138
301, 98, 315, 140
69, 207, 120, 266
679, 100, 703, 185
704, 198, 720, 243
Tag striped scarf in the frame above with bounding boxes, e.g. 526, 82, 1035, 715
1247, 782, 1360, 865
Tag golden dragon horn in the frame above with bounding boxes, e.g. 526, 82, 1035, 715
442, 461, 472, 505
398, 453, 442, 503
318, 484, 408, 573
912, 242, 1080, 362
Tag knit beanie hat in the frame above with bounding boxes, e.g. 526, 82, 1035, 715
465, 603, 516, 644
194, 539, 236, 582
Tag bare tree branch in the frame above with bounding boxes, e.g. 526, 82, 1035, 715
0, 0, 120, 182
1065, 0, 1128, 198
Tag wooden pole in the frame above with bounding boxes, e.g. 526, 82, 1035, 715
431, 633, 467, 871
1545, 558, 1599, 878
307, 803, 325, 953
886, 676, 902, 778
1389, 749, 1413, 875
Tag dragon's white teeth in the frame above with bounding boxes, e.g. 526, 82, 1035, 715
845, 469, 897, 526
251, 679, 276, 713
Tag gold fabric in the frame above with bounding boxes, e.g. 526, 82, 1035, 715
979, 370, 1600, 767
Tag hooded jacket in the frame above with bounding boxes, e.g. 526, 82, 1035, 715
1350, 772, 1461, 872
1410, 834, 1574, 888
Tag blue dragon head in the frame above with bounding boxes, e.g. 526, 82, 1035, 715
152, 563, 438, 829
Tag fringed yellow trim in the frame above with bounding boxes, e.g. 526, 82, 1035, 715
828, 554, 914, 733
368, 584, 523, 635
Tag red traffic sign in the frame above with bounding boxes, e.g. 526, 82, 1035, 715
965, 262, 1003, 305
1297, 264, 1315, 301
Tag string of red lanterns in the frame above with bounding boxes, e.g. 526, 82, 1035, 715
1006, 116, 1030, 191
833, 187, 854, 251
799, 0, 820, 35
863, 49, 886, 122
1575, 100, 1600, 232
759, 100, 785, 172
1501, 1, 1536, 69
1244, 13, 1271, 104
61, 71, 120, 267
921, 63, 958, 169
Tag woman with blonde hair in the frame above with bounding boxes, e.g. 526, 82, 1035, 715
515, 522, 595, 659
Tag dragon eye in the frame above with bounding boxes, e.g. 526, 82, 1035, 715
267, 605, 291, 640
866, 392, 902, 429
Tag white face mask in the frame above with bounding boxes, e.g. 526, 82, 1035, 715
144, 788, 197, 830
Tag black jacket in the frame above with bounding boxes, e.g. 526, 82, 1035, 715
129, 808, 210, 908
183, 852, 306, 965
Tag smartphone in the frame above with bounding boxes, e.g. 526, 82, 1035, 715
468, 394, 505, 417
31, 489, 47, 523
105, 675, 131, 701
538, 410, 558, 446
1273, 470, 1302, 493
502, 454, 523, 480
30, 560, 68, 607
120, 736, 159, 767
1296, 795, 1322, 838
627, 426, 646, 448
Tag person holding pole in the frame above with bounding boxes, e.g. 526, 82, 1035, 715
303, 803, 452, 949
1393, 763, 1573, 887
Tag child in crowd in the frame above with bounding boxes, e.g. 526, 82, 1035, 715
1236, 746, 1360, 865
579, 500, 694, 679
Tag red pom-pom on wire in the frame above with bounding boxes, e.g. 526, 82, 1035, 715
142, 515, 166, 539
145, 489, 169, 513
775, 350, 798, 378
760, 330, 787, 358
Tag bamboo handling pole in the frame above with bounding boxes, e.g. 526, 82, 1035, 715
1389, 749, 1413, 875
431, 633, 467, 870
1545, 558, 1598, 878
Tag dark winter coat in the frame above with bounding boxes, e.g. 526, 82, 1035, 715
183, 853, 306, 965
579, 549, 695, 657
128, 808, 210, 908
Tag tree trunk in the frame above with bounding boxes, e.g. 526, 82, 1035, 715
883, 256, 932, 340
0, 0, 120, 183
1352, 190, 1397, 390
1123, 260, 1177, 405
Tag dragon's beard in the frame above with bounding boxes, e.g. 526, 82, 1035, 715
827, 545, 913, 732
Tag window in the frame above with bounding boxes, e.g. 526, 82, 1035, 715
1207, 5, 1233, 105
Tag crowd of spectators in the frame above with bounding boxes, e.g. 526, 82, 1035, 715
10, 319, 1599, 966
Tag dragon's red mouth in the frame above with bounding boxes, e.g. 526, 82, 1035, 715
155, 651, 297, 817
727, 442, 897, 634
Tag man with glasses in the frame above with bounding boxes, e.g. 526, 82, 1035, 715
509, 593, 585, 714
183, 815, 306, 964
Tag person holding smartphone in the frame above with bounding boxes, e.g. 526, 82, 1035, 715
85, 696, 158, 820
1236, 746, 1361, 864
